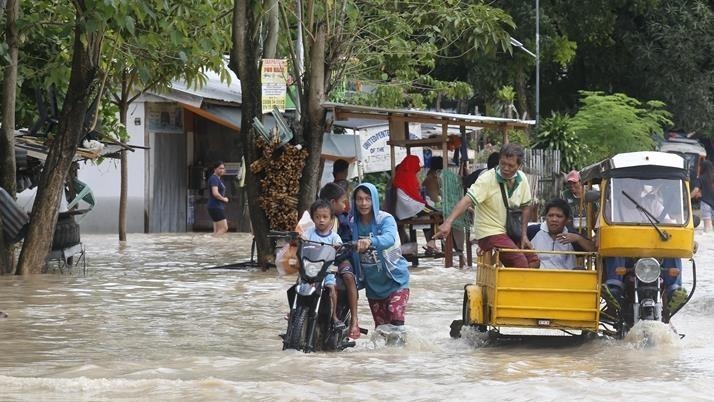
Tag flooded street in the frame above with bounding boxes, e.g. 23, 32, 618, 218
2, 232, 714, 401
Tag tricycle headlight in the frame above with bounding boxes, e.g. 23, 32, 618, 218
634, 258, 661, 283
303, 261, 322, 278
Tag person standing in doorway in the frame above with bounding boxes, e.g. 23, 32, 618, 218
206, 161, 229, 236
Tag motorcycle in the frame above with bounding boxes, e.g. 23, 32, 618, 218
581, 151, 698, 339
601, 257, 696, 338
270, 231, 366, 352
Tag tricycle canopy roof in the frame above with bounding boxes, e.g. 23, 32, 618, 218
580, 151, 689, 182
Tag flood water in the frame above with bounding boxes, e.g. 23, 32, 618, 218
2, 232, 714, 401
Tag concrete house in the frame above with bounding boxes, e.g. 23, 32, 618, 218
79, 68, 251, 234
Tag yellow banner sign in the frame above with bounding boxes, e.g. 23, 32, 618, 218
261, 59, 288, 114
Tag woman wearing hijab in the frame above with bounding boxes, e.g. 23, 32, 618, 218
392, 155, 441, 254
392, 155, 427, 220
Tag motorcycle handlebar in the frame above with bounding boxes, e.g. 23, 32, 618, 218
267, 231, 300, 240
339, 240, 375, 252
267, 232, 375, 252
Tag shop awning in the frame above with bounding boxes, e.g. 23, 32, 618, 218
181, 103, 241, 131
179, 104, 281, 133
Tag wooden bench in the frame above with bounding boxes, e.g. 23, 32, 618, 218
397, 215, 455, 267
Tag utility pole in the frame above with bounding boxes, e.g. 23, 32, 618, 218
535, 0, 540, 128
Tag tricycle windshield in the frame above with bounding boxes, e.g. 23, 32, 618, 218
301, 242, 337, 263
604, 177, 688, 226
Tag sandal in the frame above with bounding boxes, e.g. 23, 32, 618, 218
422, 245, 442, 257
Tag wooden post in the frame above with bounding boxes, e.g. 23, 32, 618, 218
441, 122, 453, 267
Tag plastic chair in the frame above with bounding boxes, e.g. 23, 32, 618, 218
66, 178, 95, 210
66, 178, 95, 223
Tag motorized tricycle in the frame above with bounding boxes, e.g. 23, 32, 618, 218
451, 151, 696, 340
270, 231, 365, 352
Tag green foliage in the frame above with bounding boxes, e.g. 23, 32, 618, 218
478, 127, 530, 148
7, 0, 232, 138
505, 129, 530, 148
625, 0, 714, 133
493, 85, 516, 118
496, 86, 516, 103
373, 84, 411, 108
533, 112, 587, 171
97, 103, 128, 142
323, 0, 514, 110
101, 0, 232, 96
570, 91, 672, 165
550, 35, 577, 68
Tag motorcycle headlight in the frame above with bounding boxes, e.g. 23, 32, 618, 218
634, 258, 661, 283
303, 261, 322, 278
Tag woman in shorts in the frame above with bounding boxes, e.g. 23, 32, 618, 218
206, 161, 229, 235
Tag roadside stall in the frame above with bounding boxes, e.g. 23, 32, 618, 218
323, 103, 535, 267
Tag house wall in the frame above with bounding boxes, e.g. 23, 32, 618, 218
78, 101, 147, 233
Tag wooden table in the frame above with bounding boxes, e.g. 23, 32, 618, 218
397, 215, 455, 267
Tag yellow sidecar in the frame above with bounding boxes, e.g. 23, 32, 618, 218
453, 151, 697, 339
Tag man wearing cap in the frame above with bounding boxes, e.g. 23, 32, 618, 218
561, 170, 588, 234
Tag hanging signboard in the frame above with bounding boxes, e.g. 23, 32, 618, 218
261, 59, 288, 114
358, 123, 423, 173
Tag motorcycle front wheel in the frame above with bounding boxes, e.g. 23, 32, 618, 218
284, 306, 309, 350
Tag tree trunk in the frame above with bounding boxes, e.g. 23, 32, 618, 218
16, 18, 101, 274
231, 0, 273, 268
0, 0, 20, 274
118, 103, 128, 241
298, 24, 326, 213
263, 0, 279, 59
118, 150, 128, 241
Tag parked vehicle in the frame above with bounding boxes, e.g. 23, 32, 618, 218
270, 231, 366, 352
658, 137, 707, 183
451, 151, 696, 341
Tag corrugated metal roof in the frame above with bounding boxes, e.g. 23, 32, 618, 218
332, 117, 387, 130
169, 68, 242, 106
323, 102, 535, 128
